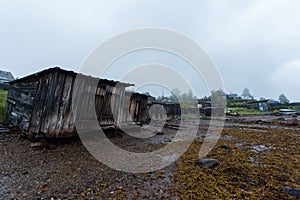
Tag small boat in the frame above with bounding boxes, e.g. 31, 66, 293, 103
278, 109, 297, 115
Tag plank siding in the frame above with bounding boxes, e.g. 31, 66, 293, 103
6, 68, 135, 138
6, 67, 181, 139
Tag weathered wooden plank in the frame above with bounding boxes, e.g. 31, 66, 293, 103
7, 67, 156, 138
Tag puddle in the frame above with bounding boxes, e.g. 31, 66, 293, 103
226, 123, 300, 131
247, 144, 276, 154
248, 156, 255, 163
235, 142, 244, 148
251, 144, 273, 152
248, 156, 265, 166
219, 135, 233, 141
239, 128, 267, 132
235, 143, 275, 153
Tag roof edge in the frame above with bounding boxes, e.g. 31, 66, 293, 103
9, 67, 134, 87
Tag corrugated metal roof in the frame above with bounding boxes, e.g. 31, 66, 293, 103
0, 70, 14, 81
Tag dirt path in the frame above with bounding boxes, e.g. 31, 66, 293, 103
0, 129, 178, 199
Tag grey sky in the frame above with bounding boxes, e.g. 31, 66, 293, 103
0, 0, 300, 101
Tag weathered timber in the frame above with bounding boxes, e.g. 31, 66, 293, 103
5, 67, 139, 138
6, 67, 182, 139
147, 102, 181, 121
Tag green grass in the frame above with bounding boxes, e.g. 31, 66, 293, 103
0, 89, 8, 122
287, 106, 300, 111
181, 113, 199, 119
226, 107, 264, 115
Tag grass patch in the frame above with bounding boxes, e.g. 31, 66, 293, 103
226, 107, 264, 115
181, 113, 199, 119
0, 89, 8, 122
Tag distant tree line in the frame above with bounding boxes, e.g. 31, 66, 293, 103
156, 89, 198, 108
155, 86, 293, 109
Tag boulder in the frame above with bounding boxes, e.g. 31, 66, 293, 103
197, 158, 218, 168
284, 186, 300, 198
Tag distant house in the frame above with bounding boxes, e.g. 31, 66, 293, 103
226, 93, 239, 100
197, 101, 225, 116
267, 99, 281, 110
247, 100, 270, 111
289, 102, 300, 107
0, 70, 15, 90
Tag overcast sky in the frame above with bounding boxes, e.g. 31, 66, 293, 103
0, 0, 300, 101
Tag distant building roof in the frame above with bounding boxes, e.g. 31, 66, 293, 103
267, 99, 280, 104
227, 93, 239, 99
0, 70, 14, 83
247, 99, 269, 104
9, 67, 134, 87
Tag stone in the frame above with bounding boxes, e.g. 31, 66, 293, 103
155, 130, 164, 135
30, 142, 43, 148
283, 118, 298, 126
220, 144, 230, 150
284, 186, 300, 198
197, 158, 218, 168
163, 138, 172, 143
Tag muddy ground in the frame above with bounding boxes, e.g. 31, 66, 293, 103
0, 115, 299, 199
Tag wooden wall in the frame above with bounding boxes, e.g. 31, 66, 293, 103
6, 67, 182, 138
6, 78, 38, 131
147, 103, 181, 121
6, 68, 131, 138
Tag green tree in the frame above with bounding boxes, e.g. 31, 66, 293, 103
279, 93, 289, 104
241, 88, 253, 100
169, 88, 181, 103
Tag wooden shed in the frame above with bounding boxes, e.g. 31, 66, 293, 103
147, 102, 181, 121
198, 101, 225, 117
5, 67, 141, 138
123, 92, 149, 125
247, 100, 270, 111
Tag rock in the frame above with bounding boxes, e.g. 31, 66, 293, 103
249, 180, 258, 186
30, 142, 44, 148
284, 186, 300, 198
155, 130, 164, 135
220, 144, 229, 150
163, 138, 172, 143
197, 158, 218, 168
282, 118, 298, 126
